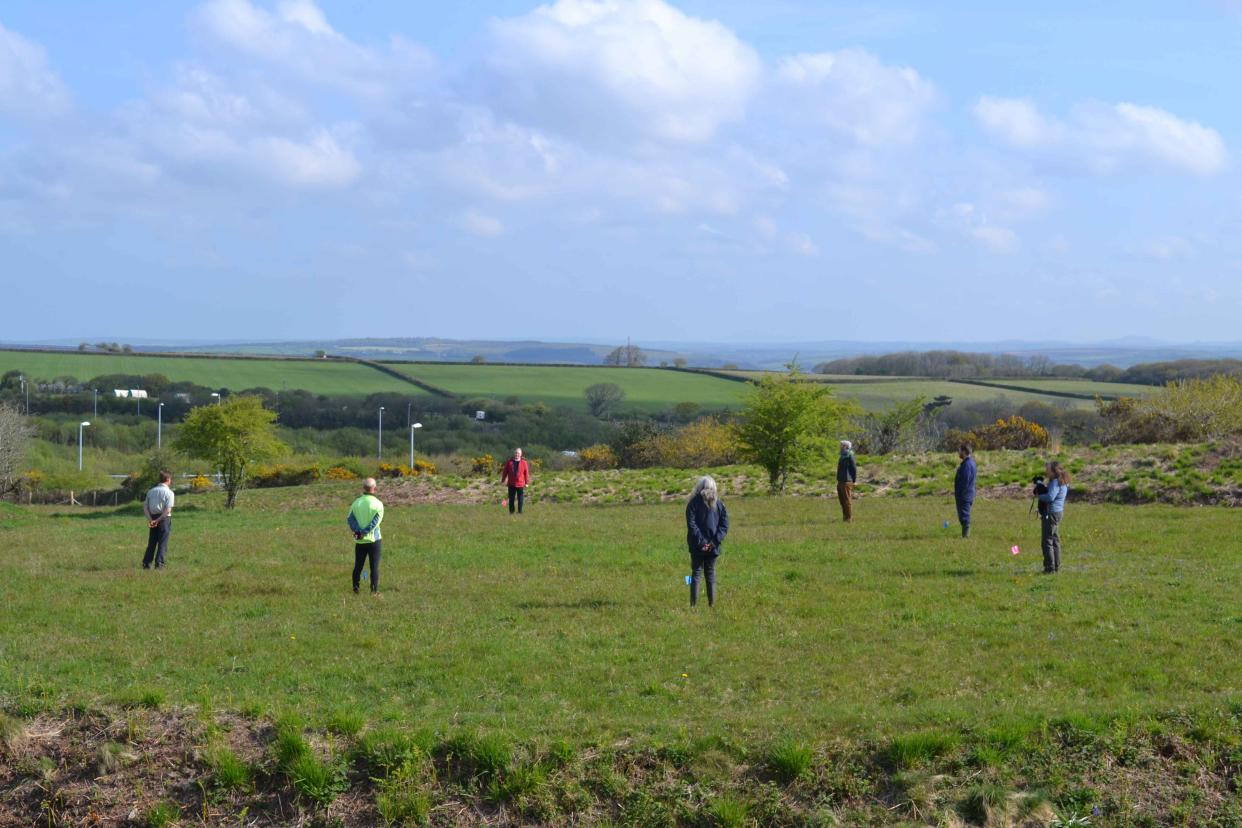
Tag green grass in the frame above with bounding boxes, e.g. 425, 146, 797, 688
386, 362, 749, 411
0, 349, 421, 396
1, 489, 1240, 743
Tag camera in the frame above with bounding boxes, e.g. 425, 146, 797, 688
1031, 475, 1049, 517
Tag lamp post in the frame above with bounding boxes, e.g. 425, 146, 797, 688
211, 392, 221, 405
93, 388, 98, 418
78, 421, 91, 471
157, 402, 165, 449
409, 422, 422, 468
378, 406, 385, 461
19, 375, 28, 414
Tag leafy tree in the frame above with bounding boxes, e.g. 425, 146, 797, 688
174, 396, 285, 508
858, 396, 931, 455
672, 357, 688, 369
603, 343, 647, 367
0, 402, 33, 495
584, 382, 625, 417
735, 371, 859, 493
470, 354, 486, 364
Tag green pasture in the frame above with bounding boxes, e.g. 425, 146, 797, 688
388, 363, 749, 412
2, 491, 1238, 744
967, 378, 1157, 398
0, 349, 420, 396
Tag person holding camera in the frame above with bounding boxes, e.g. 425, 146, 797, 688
1035, 461, 1070, 573
954, 444, 976, 538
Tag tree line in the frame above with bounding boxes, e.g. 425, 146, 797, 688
813, 351, 1242, 386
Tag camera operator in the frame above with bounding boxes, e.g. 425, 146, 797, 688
1035, 461, 1070, 573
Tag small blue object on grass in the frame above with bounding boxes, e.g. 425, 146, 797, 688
943, 520, 950, 529
684, 575, 692, 585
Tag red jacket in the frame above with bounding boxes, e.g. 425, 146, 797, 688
501, 458, 530, 488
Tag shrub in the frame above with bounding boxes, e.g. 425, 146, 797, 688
635, 417, 740, 468
470, 454, 496, 476
189, 474, 213, 492
578, 444, 618, 470
966, 416, 1049, 450
252, 463, 322, 488
324, 466, 358, 481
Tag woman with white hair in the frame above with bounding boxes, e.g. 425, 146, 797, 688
686, 475, 729, 607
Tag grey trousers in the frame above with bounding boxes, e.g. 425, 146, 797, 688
1041, 512, 1062, 572
690, 550, 717, 607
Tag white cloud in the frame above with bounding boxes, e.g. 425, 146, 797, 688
939, 202, 1019, 253
250, 130, 361, 187
973, 97, 1061, 148
0, 22, 71, 117
461, 209, 504, 237
974, 96, 1228, 176
193, 0, 432, 100
776, 49, 938, 145
485, 0, 762, 144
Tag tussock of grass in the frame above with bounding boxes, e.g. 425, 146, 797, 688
205, 744, 253, 792
375, 760, 431, 826
288, 752, 347, 808
765, 739, 813, 784
885, 731, 960, 769
441, 732, 511, 781
353, 728, 425, 777
143, 801, 180, 828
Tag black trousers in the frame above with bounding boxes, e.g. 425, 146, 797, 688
353, 541, 381, 593
142, 517, 171, 568
507, 485, 525, 514
689, 549, 717, 607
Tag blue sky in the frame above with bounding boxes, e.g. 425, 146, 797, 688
2, 1, 1240, 344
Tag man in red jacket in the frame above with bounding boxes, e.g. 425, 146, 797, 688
500, 447, 531, 515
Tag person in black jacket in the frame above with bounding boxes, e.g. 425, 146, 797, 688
954, 444, 977, 538
686, 475, 729, 608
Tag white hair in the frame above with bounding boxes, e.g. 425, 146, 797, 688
363, 477, 377, 492
690, 475, 718, 510
840, 440, 852, 450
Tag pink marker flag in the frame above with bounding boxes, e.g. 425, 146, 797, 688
1010, 545, 1021, 555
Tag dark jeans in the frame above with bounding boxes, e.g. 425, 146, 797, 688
142, 517, 171, 568
956, 497, 973, 537
353, 541, 381, 593
1041, 512, 1063, 572
507, 485, 525, 514
689, 549, 717, 607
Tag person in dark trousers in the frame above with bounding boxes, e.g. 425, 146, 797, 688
347, 477, 385, 596
836, 440, 857, 522
686, 475, 729, 607
1037, 460, 1070, 573
142, 470, 175, 569
954, 444, 977, 538
500, 447, 531, 515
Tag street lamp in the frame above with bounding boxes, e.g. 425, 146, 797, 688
378, 406, 385, 460
19, 375, 28, 414
93, 388, 98, 418
157, 402, 165, 449
211, 392, 221, 405
78, 421, 91, 471
409, 422, 422, 468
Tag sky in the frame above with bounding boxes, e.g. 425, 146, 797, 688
1, 1, 1240, 344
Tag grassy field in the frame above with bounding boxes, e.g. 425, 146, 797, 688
966, 378, 1157, 398
0, 349, 421, 396
3, 490, 1238, 738
3, 489, 1241, 825
387, 363, 750, 412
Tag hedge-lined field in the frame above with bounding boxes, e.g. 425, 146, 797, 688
0, 350, 421, 396
386, 362, 750, 411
